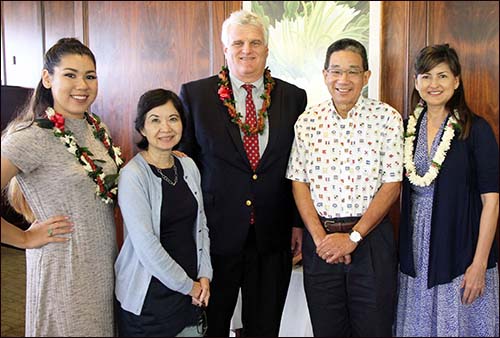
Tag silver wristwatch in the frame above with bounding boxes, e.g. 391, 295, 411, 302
349, 229, 363, 243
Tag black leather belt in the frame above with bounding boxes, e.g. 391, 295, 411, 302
320, 216, 361, 234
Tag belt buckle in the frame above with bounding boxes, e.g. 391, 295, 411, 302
323, 220, 338, 227
323, 220, 341, 233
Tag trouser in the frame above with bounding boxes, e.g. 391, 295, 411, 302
206, 226, 292, 336
302, 218, 397, 337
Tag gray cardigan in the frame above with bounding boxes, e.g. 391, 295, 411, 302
114, 153, 212, 315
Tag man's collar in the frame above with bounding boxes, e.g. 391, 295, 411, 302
329, 95, 365, 118
230, 74, 264, 90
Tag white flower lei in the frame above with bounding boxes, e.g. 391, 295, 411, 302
42, 107, 124, 203
403, 104, 459, 187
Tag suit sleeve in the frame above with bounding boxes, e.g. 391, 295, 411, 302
179, 83, 200, 161
292, 88, 308, 228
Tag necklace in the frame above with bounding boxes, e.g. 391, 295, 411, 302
403, 103, 460, 187
35, 107, 124, 204
156, 164, 178, 186
217, 65, 275, 136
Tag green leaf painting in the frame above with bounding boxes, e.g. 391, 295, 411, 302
250, 1, 371, 106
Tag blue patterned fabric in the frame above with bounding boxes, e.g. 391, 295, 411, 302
396, 112, 499, 336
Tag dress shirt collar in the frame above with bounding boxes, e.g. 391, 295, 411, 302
330, 95, 366, 119
230, 74, 264, 93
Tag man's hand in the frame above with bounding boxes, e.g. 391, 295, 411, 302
172, 150, 187, 158
316, 233, 357, 263
291, 227, 303, 257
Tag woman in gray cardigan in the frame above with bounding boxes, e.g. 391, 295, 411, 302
115, 89, 212, 337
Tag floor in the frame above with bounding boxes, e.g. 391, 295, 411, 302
1, 246, 25, 337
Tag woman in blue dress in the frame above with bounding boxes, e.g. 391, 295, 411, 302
396, 44, 499, 336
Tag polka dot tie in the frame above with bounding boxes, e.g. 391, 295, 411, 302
242, 84, 259, 225
242, 84, 260, 171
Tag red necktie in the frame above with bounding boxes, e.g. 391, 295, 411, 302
242, 84, 260, 171
242, 84, 259, 225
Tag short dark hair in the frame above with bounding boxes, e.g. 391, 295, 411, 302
324, 38, 369, 71
135, 89, 186, 150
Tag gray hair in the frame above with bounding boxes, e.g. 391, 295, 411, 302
221, 10, 268, 47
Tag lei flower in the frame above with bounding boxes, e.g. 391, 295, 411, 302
403, 102, 461, 187
35, 107, 125, 203
217, 65, 275, 136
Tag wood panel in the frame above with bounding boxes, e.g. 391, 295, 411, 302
43, 1, 80, 48
209, 1, 243, 72
2, 1, 43, 88
427, 1, 499, 142
380, 2, 407, 117
85, 1, 240, 244
87, 1, 209, 162
380, 1, 426, 119
381, 1, 499, 141
1, 2, 4, 85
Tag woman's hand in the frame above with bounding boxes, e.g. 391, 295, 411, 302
198, 277, 210, 307
25, 215, 73, 248
190, 281, 203, 306
460, 262, 486, 305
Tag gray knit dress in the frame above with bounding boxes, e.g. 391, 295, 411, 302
1, 117, 117, 337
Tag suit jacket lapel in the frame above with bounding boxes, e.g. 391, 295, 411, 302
216, 79, 249, 166
217, 75, 281, 171
260, 78, 281, 167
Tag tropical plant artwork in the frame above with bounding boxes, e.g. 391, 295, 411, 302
246, 1, 372, 106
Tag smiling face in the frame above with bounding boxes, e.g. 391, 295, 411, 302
224, 24, 269, 83
323, 50, 370, 117
42, 54, 97, 119
141, 101, 183, 154
415, 62, 459, 110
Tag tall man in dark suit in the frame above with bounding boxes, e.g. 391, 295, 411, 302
179, 9, 307, 337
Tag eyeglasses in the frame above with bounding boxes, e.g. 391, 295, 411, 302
196, 307, 208, 336
325, 68, 365, 78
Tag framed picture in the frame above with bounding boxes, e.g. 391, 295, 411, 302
243, 1, 381, 107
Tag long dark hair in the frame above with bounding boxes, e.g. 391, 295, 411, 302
2, 38, 96, 222
3, 38, 96, 136
411, 44, 472, 139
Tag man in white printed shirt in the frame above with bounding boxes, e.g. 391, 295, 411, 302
286, 38, 403, 336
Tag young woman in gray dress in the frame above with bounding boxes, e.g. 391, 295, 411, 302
1, 38, 123, 336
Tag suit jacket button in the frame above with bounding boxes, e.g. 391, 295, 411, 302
245, 200, 252, 206
252, 174, 258, 180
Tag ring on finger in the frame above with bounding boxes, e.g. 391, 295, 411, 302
48, 228, 53, 237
